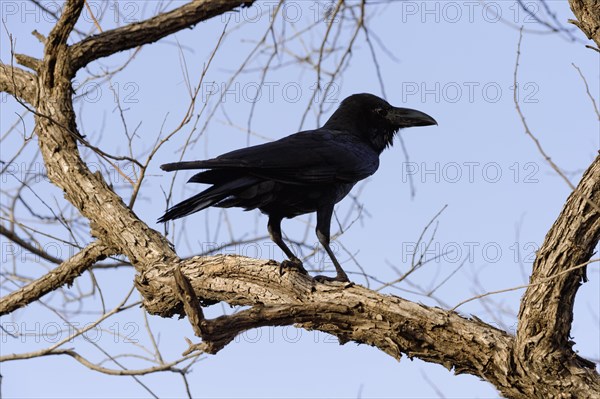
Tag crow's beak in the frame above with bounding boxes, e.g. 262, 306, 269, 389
389, 107, 437, 128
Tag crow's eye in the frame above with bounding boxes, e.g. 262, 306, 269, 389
374, 108, 386, 117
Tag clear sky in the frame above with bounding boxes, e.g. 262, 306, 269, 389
1, 1, 598, 398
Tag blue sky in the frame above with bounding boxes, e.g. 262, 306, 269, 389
1, 1, 598, 398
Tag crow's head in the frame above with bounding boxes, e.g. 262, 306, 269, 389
324, 93, 437, 153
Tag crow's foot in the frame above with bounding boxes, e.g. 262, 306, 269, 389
279, 258, 308, 276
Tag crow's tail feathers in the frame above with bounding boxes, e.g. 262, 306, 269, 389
160, 161, 212, 172
157, 192, 218, 222
157, 177, 259, 223
161, 159, 246, 172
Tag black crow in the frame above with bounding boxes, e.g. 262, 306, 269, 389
159, 93, 437, 282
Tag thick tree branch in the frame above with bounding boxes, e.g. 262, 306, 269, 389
31, 1, 177, 267
69, 0, 254, 71
41, 0, 84, 87
0, 241, 114, 316
140, 253, 599, 399
513, 156, 600, 388
0, 64, 38, 105
45, 0, 83, 51
149, 255, 520, 395
568, 0, 600, 48
28, 1, 257, 269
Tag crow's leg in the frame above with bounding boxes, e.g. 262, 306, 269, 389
267, 215, 307, 275
314, 206, 351, 283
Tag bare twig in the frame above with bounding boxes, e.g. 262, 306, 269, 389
452, 259, 599, 311
513, 28, 600, 214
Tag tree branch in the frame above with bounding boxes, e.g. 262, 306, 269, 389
0, 64, 38, 105
568, 0, 600, 49
0, 241, 115, 316
41, 0, 84, 87
69, 0, 254, 71
140, 252, 599, 398
149, 255, 522, 395
0, 225, 63, 265
514, 155, 600, 393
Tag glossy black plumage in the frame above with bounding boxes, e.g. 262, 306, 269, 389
159, 93, 437, 282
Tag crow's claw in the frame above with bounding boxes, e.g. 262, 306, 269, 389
314, 274, 353, 287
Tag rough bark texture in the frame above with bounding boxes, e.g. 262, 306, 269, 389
145, 255, 517, 391
514, 157, 600, 397
568, 0, 600, 47
0, 64, 38, 105
1, 1, 599, 398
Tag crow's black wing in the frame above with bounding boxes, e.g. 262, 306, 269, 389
161, 130, 379, 185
